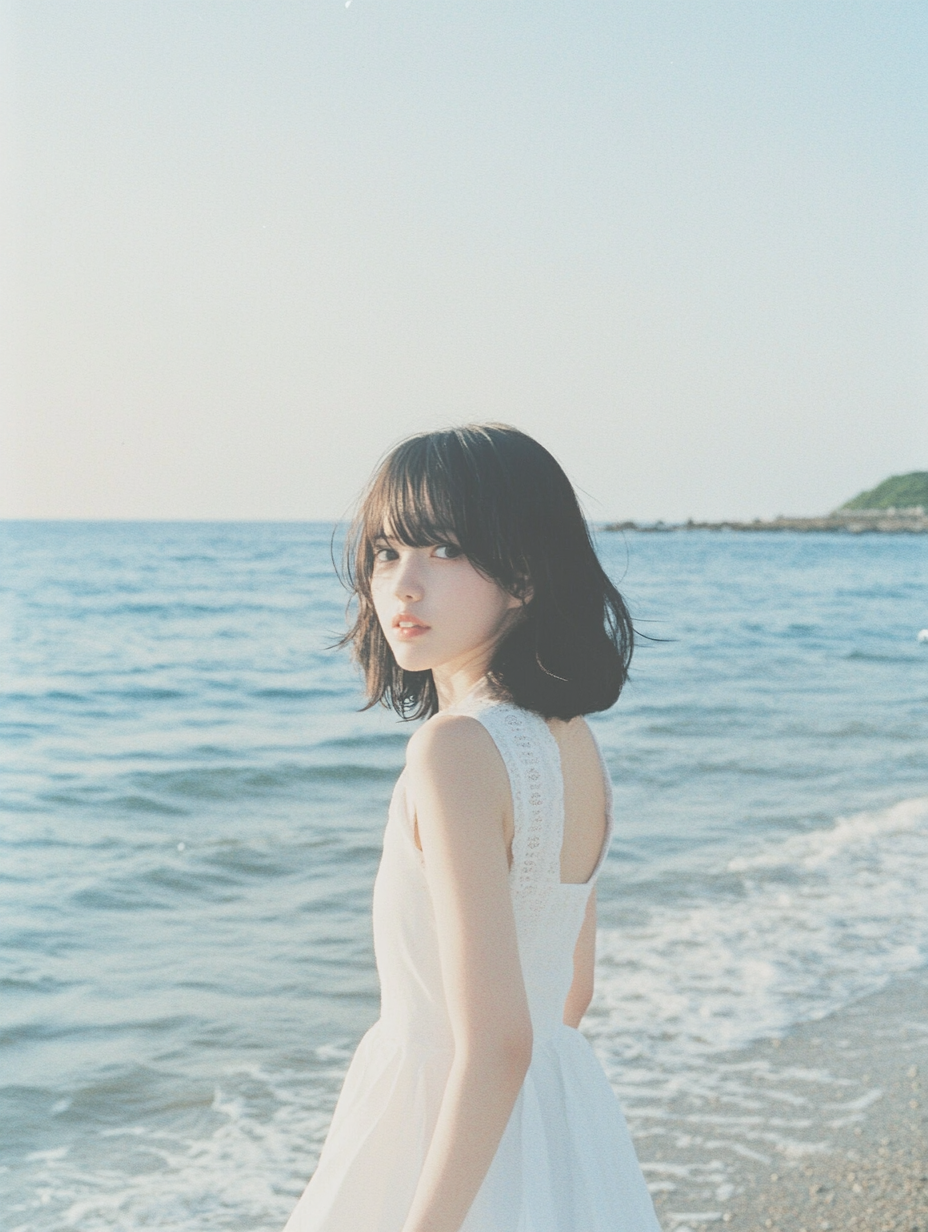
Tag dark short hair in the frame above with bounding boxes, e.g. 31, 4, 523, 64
340, 424, 633, 721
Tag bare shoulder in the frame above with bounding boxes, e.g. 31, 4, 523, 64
408, 712, 490, 760
406, 713, 508, 793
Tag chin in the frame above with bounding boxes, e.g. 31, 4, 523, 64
389, 646, 436, 674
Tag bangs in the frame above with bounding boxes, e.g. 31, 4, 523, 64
350, 428, 532, 592
365, 441, 462, 550
346, 431, 492, 601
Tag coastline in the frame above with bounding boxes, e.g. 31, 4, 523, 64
640, 969, 928, 1232
604, 512, 928, 534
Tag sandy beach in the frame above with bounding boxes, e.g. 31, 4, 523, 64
644, 971, 928, 1232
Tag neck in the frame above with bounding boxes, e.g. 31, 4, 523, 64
431, 656, 493, 711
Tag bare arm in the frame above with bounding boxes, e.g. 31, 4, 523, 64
401, 714, 533, 1232
563, 886, 596, 1028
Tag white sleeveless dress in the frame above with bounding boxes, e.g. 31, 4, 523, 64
283, 685, 662, 1232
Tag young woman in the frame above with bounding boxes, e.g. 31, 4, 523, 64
283, 425, 662, 1232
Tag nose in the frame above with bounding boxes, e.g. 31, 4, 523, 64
392, 552, 424, 601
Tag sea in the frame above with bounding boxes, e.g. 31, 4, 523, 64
2, 521, 927, 1231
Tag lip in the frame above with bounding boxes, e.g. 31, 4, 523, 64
392, 613, 430, 638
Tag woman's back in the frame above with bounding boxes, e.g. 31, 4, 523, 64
545, 715, 609, 886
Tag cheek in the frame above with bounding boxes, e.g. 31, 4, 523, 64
450, 571, 512, 629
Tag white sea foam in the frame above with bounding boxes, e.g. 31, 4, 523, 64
590, 796, 928, 1073
8, 1063, 336, 1231
580, 795, 928, 1192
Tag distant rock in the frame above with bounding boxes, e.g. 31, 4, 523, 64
840, 472, 928, 513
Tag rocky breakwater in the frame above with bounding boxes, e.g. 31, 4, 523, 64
604, 508, 928, 534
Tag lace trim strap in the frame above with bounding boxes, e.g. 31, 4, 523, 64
450, 695, 564, 893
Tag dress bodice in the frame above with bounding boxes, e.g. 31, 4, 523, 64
372, 684, 614, 1046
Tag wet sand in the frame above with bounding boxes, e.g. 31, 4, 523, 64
636, 971, 928, 1232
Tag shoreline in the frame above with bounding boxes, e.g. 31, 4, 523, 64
638, 970, 928, 1232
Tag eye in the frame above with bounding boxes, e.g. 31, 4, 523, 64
373, 545, 398, 563
433, 543, 463, 559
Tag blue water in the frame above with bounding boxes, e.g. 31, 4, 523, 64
2, 522, 927, 1230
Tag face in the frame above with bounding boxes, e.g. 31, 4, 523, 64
370, 531, 524, 687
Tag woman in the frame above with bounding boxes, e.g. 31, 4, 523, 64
283, 423, 662, 1232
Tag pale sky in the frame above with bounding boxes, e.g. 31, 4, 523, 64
2, 1, 926, 522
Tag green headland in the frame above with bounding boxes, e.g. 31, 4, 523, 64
840, 472, 928, 511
